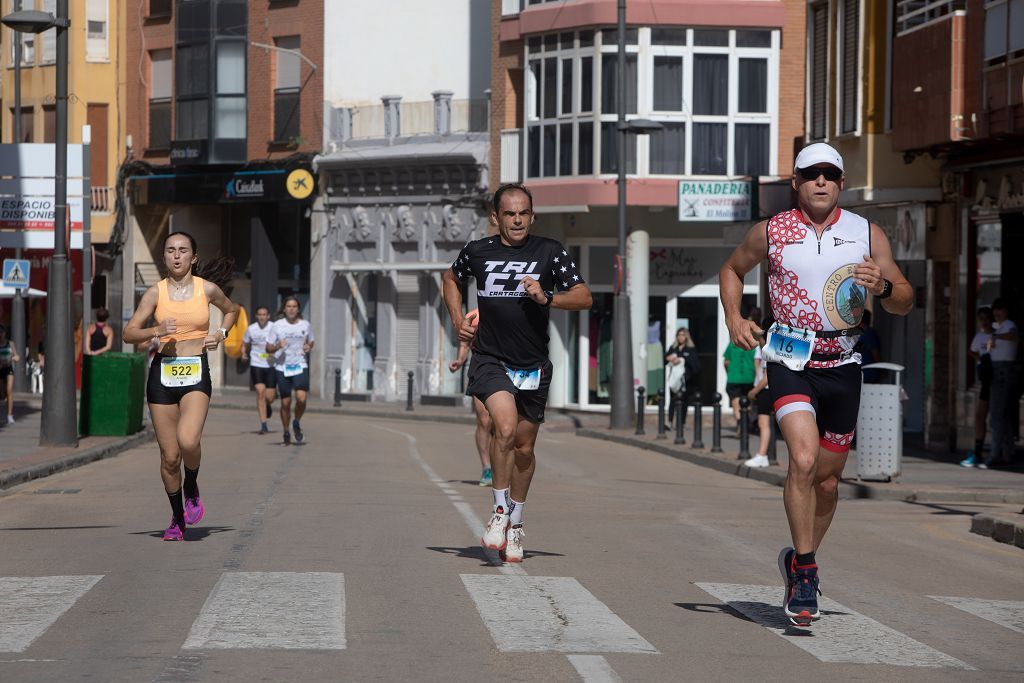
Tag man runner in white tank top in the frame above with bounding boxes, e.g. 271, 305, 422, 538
719, 143, 913, 627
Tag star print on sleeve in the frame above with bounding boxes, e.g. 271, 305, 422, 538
451, 242, 473, 283
550, 242, 586, 291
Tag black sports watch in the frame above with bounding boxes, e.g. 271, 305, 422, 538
877, 279, 893, 299
543, 291, 554, 307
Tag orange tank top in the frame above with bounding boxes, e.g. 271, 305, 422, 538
155, 276, 210, 343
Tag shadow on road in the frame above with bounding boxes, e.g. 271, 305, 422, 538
132, 525, 235, 540
675, 600, 847, 636
427, 545, 564, 567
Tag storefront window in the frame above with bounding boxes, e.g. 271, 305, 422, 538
977, 221, 1002, 306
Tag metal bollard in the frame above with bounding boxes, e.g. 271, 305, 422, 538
691, 391, 704, 449
767, 413, 778, 465
656, 392, 667, 440
674, 392, 686, 445
334, 368, 342, 408
635, 386, 646, 435
406, 371, 414, 411
738, 396, 751, 460
711, 392, 723, 453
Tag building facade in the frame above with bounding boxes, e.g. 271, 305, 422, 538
891, 0, 1023, 450
310, 0, 492, 401
122, 0, 324, 386
493, 0, 807, 411
0, 0, 126, 361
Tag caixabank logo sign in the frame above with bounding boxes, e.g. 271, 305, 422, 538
224, 176, 266, 200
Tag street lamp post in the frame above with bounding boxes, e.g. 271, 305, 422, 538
3, 2, 76, 446
10, 0, 28, 394
609, 0, 661, 429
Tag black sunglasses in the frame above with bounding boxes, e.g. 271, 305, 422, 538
798, 166, 843, 182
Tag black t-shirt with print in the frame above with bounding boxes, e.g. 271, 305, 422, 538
452, 234, 584, 368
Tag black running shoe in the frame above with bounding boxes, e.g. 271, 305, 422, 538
266, 401, 273, 419
293, 420, 303, 443
777, 546, 795, 605
785, 564, 821, 627
283, 431, 291, 445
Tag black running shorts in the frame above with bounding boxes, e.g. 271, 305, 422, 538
466, 351, 552, 424
766, 362, 862, 453
275, 367, 310, 398
147, 353, 213, 405
250, 366, 277, 389
755, 388, 773, 416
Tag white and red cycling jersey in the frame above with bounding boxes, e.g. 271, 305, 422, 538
765, 207, 870, 369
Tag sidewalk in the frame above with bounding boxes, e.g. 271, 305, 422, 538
0, 395, 153, 490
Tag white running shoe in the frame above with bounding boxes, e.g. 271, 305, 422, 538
6, 415, 13, 424
481, 511, 510, 550
504, 525, 525, 563
744, 454, 770, 468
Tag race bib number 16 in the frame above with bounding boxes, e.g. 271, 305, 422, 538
762, 324, 816, 371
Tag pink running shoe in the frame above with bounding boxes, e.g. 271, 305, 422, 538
163, 517, 185, 541
183, 489, 205, 525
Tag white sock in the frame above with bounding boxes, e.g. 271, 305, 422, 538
492, 488, 509, 514
509, 498, 524, 526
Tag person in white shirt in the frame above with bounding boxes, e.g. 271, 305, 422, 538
242, 305, 279, 435
961, 307, 994, 467
982, 298, 1018, 468
266, 297, 315, 446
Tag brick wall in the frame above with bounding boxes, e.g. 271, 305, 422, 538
777, 0, 807, 174
891, 18, 957, 152
123, 1, 323, 165
490, 0, 523, 193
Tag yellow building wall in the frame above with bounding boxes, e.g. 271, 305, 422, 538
1, 0, 126, 244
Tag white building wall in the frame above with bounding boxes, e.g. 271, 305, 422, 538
324, 0, 491, 106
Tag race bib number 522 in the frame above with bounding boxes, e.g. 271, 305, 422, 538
160, 357, 202, 387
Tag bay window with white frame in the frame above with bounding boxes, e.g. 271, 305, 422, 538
524, 26, 779, 180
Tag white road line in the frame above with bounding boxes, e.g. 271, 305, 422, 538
461, 574, 659, 654
929, 596, 1024, 634
0, 575, 102, 652
183, 572, 345, 650
696, 583, 972, 669
567, 654, 624, 682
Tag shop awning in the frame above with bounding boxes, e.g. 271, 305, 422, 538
330, 261, 451, 273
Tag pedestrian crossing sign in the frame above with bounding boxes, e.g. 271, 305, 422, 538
2, 258, 30, 289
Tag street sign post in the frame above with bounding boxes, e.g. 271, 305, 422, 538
2, 258, 30, 289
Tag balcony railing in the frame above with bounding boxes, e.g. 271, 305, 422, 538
346, 98, 488, 141
500, 129, 522, 183
91, 186, 113, 214
896, 0, 966, 37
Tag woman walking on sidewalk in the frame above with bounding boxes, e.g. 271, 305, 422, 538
0, 324, 22, 424
123, 232, 238, 541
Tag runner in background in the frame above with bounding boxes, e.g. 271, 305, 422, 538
448, 309, 493, 487
267, 297, 314, 446
243, 305, 279, 435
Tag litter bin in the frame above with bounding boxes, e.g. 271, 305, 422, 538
79, 352, 147, 436
856, 362, 904, 481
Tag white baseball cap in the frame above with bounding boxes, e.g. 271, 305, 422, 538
794, 143, 844, 172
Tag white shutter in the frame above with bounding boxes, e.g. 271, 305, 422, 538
395, 273, 420, 378
41, 0, 56, 64
86, 0, 108, 62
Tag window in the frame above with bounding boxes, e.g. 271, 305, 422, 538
175, 43, 209, 139
149, 49, 172, 148
983, 0, 1024, 62
838, 0, 860, 134
808, 3, 828, 140
10, 29, 33, 67
274, 36, 301, 142
523, 26, 778, 178
86, 0, 109, 62
41, 0, 56, 64
148, 0, 172, 18
10, 107, 33, 143
42, 105, 55, 143
215, 41, 245, 138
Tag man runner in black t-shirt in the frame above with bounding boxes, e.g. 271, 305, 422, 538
442, 183, 592, 562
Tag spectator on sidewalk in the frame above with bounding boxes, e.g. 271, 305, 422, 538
665, 327, 700, 427
745, 319, 774, 468
856, 310, 883, 383
723, 333, 755, 436
84, 308, 115, 356
981, 298, 1018, 468
962, 307, 994, 467
0, 323, 22, 424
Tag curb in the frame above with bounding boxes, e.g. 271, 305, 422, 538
970, 512, 1024, 549
575, 428, 1024, 504
0, 428, 155, 491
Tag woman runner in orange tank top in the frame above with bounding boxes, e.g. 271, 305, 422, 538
122, 231, 239, 541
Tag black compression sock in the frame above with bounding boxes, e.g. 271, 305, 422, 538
167, 488, 185, 524
974, 439, 984, 454
183, 466, 199, 498
795, 552, 816, 567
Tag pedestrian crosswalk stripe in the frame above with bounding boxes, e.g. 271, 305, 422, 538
0, 575, 102, 652
696, 583, 972, 669
183, 572, 345, 650
461, 574, 658, 654
567, 654, 624, 682
929, 596, 1024, 635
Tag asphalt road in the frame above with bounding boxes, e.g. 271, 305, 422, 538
0, 409, 1021, 682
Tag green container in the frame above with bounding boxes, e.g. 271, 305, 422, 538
79, 352, 147, 436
